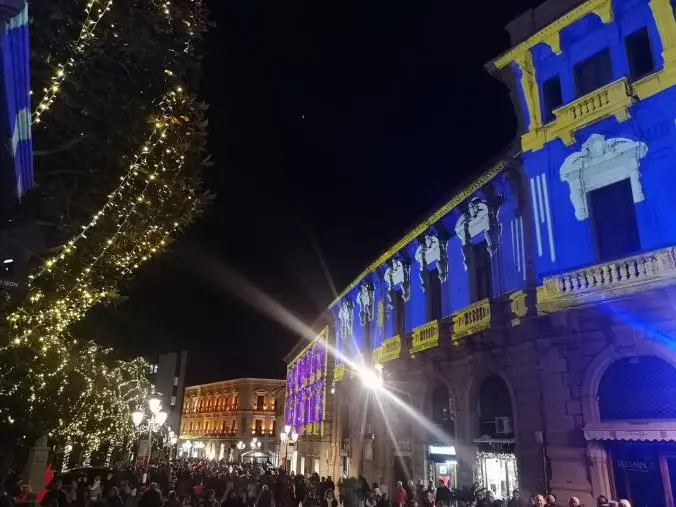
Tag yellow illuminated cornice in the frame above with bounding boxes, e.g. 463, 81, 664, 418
330, 159, 510, 306
288, 326, 329, 366
493, 0, 614, 70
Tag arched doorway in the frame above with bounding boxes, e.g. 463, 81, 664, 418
426, 383, 457, 488
474, 375, 517, 500
593, 356, 676, 507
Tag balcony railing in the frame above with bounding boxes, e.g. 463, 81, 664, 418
522, 77, 634, 152
538, 246, 676, 312
452, 298, 492, 340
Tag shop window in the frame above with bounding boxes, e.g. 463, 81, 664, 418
427, 269, 443, 321
472, 241, 492, 302
392, 290, 406, 336
541, 75, 563, 123
625, 27, 654, 81
588, 178, 640, 261
256, 395, 264, 411
574, 48, 613, 96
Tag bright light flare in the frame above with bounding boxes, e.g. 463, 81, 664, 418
360, 368, 384, 390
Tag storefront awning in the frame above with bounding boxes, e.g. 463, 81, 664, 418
584, 421, 676, 442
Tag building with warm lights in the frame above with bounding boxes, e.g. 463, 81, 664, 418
285, 0, 676, 504
179, 377, 286, 463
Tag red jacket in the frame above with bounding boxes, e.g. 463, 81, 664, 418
393, 486, 407, 505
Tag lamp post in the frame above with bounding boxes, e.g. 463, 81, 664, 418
132, 397, 168, 484
279, 425, 299, 472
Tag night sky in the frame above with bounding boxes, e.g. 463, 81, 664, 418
80, 0, 543, 385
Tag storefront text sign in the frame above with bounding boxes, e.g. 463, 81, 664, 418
380, 336, 401, 362
410, 320, 439, 354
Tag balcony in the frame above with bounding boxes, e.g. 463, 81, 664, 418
452, 298, 492, 340
521, 77, 634, 152
538, 246, 676, 312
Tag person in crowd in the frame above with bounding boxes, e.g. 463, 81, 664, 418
392, 482, 407, 507
568, 498, 581, 507
163, 492, 180, 507
321, 490, 337, 507
434, 480, 450, 507
222, 490, 244, 507
254, 485, 273, 507
421, 490, 434, 507
509, 490, 528, 507
138, 483, 162, 507
596, 496, 609, 507
107, 487, 123, 507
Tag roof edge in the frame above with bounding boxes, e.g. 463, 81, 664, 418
329, 146, 520, 307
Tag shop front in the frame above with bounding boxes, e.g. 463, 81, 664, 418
427, 445, 458, 488
474, 440, 518, 500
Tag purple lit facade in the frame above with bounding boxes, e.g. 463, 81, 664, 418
285, 329, 328, 436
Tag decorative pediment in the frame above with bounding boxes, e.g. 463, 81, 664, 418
560, 134, 648, 220
356, 281, 375, 326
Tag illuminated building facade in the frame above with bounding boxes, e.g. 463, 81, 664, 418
179, 377, 286, 462
288, 0, 676, 504
283, 325, 340, 479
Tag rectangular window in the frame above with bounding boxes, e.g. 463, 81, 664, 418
542, 76, 563, 123
256, 395, 264, 411
472, 241, 492, 302
574, 49, 613, 96
588, 179, 641, 261
255, 419, 263, 435
625, 27, 655, 81
392, 290, 406, 337
427, 269, 443, 321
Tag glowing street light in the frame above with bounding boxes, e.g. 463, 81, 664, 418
132, 398, 168, 484
280, 425, 299, 471
359, 366, 384, 390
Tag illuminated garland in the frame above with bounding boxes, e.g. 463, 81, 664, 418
0, 0, 210, 453
32, 0, 114, 124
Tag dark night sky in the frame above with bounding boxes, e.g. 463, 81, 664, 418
81, 0, 543, 385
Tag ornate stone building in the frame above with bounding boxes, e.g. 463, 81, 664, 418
179, 378, 286, 463
286, 0, 676, 504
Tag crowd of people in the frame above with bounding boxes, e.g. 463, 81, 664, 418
0, 460, 633, 507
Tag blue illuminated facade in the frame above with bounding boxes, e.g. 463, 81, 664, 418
311, 0, 676, 503
0, 0, 32, 209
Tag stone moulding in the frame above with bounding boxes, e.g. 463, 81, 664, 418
537, 246, 676, 312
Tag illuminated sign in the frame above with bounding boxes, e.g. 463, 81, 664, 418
429, 445, 456, 455
411, 320, 440, 354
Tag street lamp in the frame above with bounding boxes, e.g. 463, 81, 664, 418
132, 397, 168, 484
359, 365, 384, 391
280, 425, 299, 472
236, 440, 245, 462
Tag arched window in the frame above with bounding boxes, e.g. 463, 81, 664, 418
599, 356, 676, 420
477, 376, 513, 438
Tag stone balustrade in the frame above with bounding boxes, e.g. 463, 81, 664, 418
452, 298, 492, 340
548, 77, 633, 145
538, 246, 676, 311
